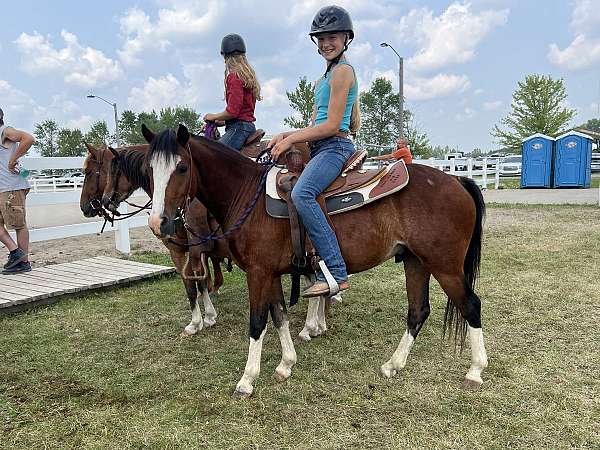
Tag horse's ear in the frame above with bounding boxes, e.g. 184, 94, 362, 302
108, 146, 119, 158
84, 141, 97, 158
141, 124, 155, 143
176, 124, 190, 146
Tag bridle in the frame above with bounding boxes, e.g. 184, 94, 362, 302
166, 141, 275, 249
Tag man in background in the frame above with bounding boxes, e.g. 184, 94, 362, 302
371, 137, 413, 165
0, 107, 35, 274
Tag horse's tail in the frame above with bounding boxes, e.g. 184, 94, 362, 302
443, 176, 486, 350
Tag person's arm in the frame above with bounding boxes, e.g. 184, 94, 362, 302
3, 127, 34, 172
371, 153, 394, 161
271, 65, 354, 159
204, 74, 240, 122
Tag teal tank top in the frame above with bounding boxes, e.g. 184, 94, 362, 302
314, 61, 358, 133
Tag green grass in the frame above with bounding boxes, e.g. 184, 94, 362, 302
1, 206, 600, 449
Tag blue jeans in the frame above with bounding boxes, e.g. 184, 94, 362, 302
219, 119, 255, 151
291, 136, 355, 283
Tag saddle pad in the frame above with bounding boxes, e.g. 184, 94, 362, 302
265, 160, 409, 219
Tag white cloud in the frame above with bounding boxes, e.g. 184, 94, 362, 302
474, 88, 484, 95
456, 107, 477, 121
548, 0, 600, 70
405, 73, 471, 101
127, 74, 189, 112
400, 2, 509, 72
261, 78, 288, 107
118, 2, 221, 65
66, 115, 95, 130
548, 35, 600, 71
14, 30, 123, 88
482, 100, 503, 111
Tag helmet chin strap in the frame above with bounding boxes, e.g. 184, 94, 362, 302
322, 35, 350, 77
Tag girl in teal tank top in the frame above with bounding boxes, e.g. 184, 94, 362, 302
270, 5, 360, 298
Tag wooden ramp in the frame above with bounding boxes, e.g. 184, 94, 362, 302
0, 256, 175, 314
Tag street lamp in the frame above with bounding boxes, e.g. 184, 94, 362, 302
380, 42, 404, 139
86, 94, 120, 147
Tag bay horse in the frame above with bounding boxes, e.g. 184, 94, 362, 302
144, 124, 488, 398
79, 143, 221, 334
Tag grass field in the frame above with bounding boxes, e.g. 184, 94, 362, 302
498, 175, 600, 189
1, 205, 600, 449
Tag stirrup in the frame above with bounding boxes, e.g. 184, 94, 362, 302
318, 260, 339, 297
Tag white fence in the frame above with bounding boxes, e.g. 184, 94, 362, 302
5, 155, 503, 254
7, 157, 147, 254
413, 157, 501, 190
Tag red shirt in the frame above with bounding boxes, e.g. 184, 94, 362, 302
225, 73, 256, 122
391, 145, 413, 164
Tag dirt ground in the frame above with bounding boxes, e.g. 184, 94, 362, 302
26, 227, 169, 268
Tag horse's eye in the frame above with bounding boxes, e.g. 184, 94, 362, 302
177, 164, 188, 174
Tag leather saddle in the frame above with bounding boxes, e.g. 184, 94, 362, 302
240, 129, 269, 158
266, 147, 409, 218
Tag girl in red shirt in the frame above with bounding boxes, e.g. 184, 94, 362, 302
203, 34, 262, 150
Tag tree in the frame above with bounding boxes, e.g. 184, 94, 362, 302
159, 106, 202, 134
118, 110, 142, 145
84, 121, 112, 147
33, 120, 60, 157
579, 118, 600, 134
284, 77, 314, 129
57, 128, 84, 157
357, 77, 430, 157
492, 74, 576, 152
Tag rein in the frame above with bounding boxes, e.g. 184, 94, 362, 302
168, 145, 275, 248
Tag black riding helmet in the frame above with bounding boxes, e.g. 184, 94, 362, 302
309, 5, 354, 75
309, 5, 354, 44
220, 33, 246, 56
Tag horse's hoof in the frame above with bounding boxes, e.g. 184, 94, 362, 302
232, 388, 252, 399
380, 363, 397, 378
180, 326, 198, 337
462, 378, 483, 391
298, 329, 312, 342
203, 318, 216, 328
273, 368, 291, 383
330, 294, 342, 303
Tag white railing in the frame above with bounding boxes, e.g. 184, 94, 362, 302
5, 157, 147, 254
365, 157, 502, 190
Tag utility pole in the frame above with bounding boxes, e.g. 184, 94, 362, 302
86, 94, 120, 147
381, 42, 404, 139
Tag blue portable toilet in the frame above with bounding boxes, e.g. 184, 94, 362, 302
521, 133, 554, 188
554, 131, 593, 188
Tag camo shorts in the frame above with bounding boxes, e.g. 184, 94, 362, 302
0, 189, 29, 230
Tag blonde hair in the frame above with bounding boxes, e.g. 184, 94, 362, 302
349, 100, 361, 135
224, 54, 262, 101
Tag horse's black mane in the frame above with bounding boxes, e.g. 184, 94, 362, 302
146, 128, 260, 173
119, 148, 150, 191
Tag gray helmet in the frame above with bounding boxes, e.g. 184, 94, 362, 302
220, 34, 246, 56
309, 5, 354, 40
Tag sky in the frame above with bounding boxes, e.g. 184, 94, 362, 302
1, 0, 599, 153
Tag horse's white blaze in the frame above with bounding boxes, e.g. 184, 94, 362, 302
235, 327, 267, 395
149, 153, 180, 232
381, 330, 415, 377
201, 289, 217, 327
465, 326, 488, 384
184, 299, 203, 335
275, 321, 297, 380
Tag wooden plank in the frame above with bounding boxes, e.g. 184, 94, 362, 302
41, 264, 122, 282
0, 274, 80, 293
10, 271, 87, 288
93, 256, 174, 271
0, 299, 13, 307
56, 263, 128, 281
0, 278, 61, 295
0, 283, 48, 301
60, 262, 144, 282
33, 268, 111, 288
77, 259, 154, 277
0, 291, 28, 302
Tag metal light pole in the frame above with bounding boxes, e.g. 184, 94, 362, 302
380, 42, 404, 139
86, 94, 120, 147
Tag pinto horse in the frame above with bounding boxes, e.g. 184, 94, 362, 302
144, 124, 489, 398
79, 143, 222, 334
